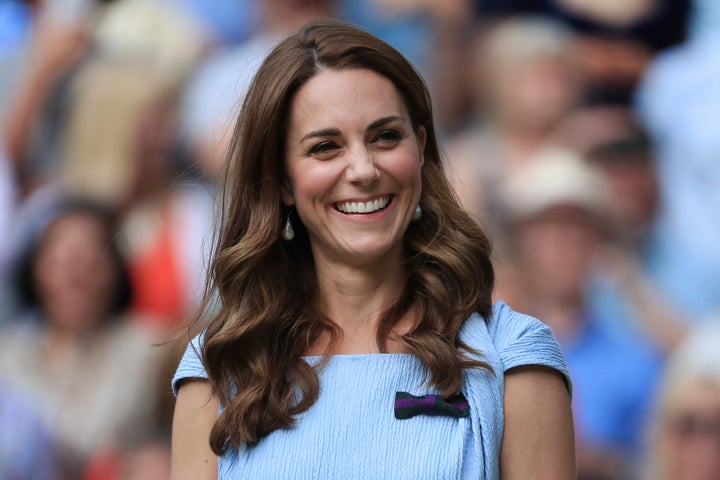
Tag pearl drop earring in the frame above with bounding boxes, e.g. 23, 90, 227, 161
412, 204, 422, 221
282, 214, 295, 241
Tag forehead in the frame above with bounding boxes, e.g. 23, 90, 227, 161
666, 378, 720, 411
44, 213, 106, 243
288, 68, 409, 131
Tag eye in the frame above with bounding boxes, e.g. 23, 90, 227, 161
309, 141, 340, 156
374, 129, 402, 145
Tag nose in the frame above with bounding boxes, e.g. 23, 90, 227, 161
345, 146, 380, 185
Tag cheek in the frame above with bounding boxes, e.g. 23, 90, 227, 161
91, 254, 117, 294
34, 249, 65, 295
379, 148, 423, 187
287, 162, 341, 209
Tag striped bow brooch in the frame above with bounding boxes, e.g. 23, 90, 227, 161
394, 392, 470, 419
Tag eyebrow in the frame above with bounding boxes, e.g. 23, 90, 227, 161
299, 115, 403, 143
368, 115, 403, 131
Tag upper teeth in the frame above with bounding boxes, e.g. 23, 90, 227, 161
336, 197, 389, 214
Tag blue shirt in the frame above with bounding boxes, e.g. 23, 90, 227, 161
561, 318, 660, 455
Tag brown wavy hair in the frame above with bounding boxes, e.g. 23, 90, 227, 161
197, 20, 495, 454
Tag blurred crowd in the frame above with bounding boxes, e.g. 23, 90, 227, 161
1, 0, 719, 479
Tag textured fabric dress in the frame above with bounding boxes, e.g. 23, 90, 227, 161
173, 301, 571, 479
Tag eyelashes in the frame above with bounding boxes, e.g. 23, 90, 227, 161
374, 129, 403, 144
307, 129, 405, 157
309, 141, 340, 155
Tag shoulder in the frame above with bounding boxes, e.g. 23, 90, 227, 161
462, 301, 572, 394
463, 301, 559, 357
172, 333, 208, 396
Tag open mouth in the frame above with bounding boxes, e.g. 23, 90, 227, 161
334, 196, 391, 214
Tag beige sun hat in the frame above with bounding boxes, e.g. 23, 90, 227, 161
502, 147, 612, 223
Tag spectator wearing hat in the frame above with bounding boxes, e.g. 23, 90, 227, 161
497, 148, 661, 479
574, 106, 690, 353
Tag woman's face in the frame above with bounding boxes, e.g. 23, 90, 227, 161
283, 67, 425, 268
34, 212, 117, 331
656, 379, 720, 480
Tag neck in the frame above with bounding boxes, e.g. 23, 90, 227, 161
42, 321, 97, 365
312, 250, 408, 354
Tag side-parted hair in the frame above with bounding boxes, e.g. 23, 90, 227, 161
198, 20, 495, 453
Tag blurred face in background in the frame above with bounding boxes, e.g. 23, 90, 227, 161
654, 378, 720, 480
490, 56, 583, 133
34, 212, 117, 332
591, 154, 658, 235
513, 208, 604, 302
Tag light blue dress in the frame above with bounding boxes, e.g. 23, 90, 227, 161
173, 301, 570, 479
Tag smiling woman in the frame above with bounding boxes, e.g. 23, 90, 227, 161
171, 20, 575, 480
283, 68, 425, 268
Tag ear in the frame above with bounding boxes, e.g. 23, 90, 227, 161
416, 126, 426, 167
280, 177, 295, 206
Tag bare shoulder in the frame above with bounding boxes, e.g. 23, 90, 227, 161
171, 379, 219, 480
501, 365, 576, 480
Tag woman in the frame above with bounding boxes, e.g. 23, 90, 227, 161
172, 20, 574, 479
0, 200, 165, 475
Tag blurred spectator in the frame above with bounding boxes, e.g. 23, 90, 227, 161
0, 380, 66, 479
61, 62, 180, 206
83, 431, 171, 480
0, 0, 94, 193
498, 149, 660, 479
476, 0, 690, 105
447, 15, 584, 244
49, 0, 209, 327
634, 0, 720, 319
61, 0, 203, 205
581, 108, 659, 243
59, 58, 206, 326
91, 0, 203, 77
573, 106, 689, 352
2, 0, 204, 192
642, 321, 720, 480
0, 200, 166, 476
577, 106, 689, 352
